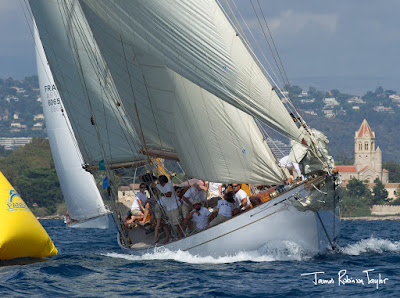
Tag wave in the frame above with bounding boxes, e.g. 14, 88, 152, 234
104, 240, 314, 264
340, 237, 400, 255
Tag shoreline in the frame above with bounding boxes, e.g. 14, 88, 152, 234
38, 215, 400, 220
341, 216, 400, 221
36, 215, 64, 220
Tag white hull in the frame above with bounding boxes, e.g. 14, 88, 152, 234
119, 184, 340, 257
67, 213, 112, 229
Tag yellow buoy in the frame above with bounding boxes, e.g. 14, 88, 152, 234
0, 171, 57, 260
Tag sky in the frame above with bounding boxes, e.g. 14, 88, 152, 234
1, 0, 400, 95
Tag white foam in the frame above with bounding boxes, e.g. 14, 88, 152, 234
340, 237, 400, 255
104, 241, 313, 264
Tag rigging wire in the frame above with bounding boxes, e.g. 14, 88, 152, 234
217, 0, 298, 141
238, 1, 333, 171
253, 0, 303, 125
65, 4, 143, 159
223, 0, 297, 117
248, 2, 335, 171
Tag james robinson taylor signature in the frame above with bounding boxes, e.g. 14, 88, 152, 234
301, 269, 389, 289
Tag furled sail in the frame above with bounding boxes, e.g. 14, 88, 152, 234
34, 24, 109, 222
29, 0, 143, 166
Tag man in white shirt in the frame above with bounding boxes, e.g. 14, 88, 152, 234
208, 191, 235, 228
232, 183, 251, 212
181, 180, 207, 219
155, 175, 183, 242
207, 181, 222, 200
279, 155, 302, 179
184, 202, 210, 233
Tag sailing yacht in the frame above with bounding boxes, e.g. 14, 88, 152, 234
29, 0, 340, 256
34, 23, 111, 229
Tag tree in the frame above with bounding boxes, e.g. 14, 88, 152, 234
15, 167, 63, 214
340, 178, 374, 216
340, 193, 372, 217
372, 178, 388, 205
330, 89, 340, 98
375, 86, 384, 94
383, 161, 400, 183
308, 86, 317, 95
346, 178, 371, 201
335, 152, 354, 165
0, 145, 11, 157
286, 85, 302, 96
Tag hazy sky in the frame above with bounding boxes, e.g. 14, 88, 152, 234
1, 0, 400, 95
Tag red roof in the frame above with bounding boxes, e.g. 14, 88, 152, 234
357, 119, 374, 138
336, 165, 356, 173
383, 169, 389, 173
358, 165, 369, 172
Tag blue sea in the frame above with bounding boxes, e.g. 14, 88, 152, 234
1, 219, 400, 297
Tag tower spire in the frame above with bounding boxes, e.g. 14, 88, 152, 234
356, 118, 374, 138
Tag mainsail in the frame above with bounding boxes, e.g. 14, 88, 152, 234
29, 0, 326, 185
34, 22, 108, 222
78, 0, 302, 140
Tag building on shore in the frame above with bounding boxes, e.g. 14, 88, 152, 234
336, 119, 399, 199
0, 137, 32, 150
118, 184, 141, 208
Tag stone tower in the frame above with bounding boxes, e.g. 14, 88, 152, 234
354, 119, 384, 181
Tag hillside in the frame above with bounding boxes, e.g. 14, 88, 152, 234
0, 137, 63, 216
290, 86, 400, 162
1, 76, 399, 162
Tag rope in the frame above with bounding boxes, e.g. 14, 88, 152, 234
310, 183, 328, 195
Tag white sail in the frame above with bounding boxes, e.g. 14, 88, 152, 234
29, 0, 287, 184
79, 0, 302, 141
30, 0, 143, 167
34, 22, 108, 222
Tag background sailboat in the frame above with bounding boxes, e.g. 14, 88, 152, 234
34, 23, 111, 229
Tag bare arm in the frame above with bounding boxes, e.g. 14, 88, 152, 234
138, 199, 146, 211
185, 210, 195, 221
182, 195, 192, 206
241, 197, 248, 209
160, 191, 172, 197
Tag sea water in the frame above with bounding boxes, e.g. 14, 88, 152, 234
1, 219, 399, 297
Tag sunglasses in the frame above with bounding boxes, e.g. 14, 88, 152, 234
140, 186, 146, 189
232, 185, 240, 188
